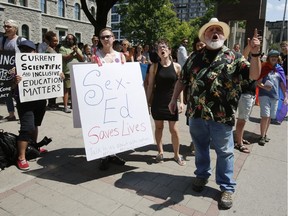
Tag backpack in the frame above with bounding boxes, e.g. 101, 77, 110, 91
0, 130, 18, 169
1, 36, 23, 49
0, 129, 52, 170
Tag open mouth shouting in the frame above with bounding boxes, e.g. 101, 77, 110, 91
212, 34, 219, 41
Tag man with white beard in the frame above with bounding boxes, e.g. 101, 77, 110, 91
168, 18, 261, 209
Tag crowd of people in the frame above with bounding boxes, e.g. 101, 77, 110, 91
0, 18, 287, 209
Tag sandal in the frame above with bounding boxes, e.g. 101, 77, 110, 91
174, 156, 186, 166
242, 139, 251, 145
234, 144, 250, 153
155, 153, 164, 163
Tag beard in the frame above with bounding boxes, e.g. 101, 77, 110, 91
66, 40, 74, 47
205, 39, 225, 50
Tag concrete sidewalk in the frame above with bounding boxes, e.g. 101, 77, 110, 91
0, 103, 287, 216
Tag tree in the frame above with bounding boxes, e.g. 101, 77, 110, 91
80, 0, 119, 36
116, 0, 180, 45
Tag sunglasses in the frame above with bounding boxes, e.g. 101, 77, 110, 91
3, 25, 12, 29
100, 35, 112, 40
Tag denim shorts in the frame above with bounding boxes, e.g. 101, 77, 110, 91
259, 96, 278, 119
237, 93, 255, 120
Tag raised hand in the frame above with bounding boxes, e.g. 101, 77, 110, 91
250, 28, 261, 54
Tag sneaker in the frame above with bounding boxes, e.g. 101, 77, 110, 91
264, 135, 270, 142
258, 137, 266, 146
39, 148, 48, 154
64, 107, 71, 113
155, 153, 164, 163
220, 191, 233, 209
17, 159, 30, 171
109, 155, 125, 166
192, 177, 208, 192
98, 157, 109, 171
5, 116, 17, 121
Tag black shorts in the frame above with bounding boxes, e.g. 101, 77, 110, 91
16, 100, 47, 132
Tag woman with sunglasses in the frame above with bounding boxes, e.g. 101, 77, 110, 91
146, 38, 185, 166
93, 28, 126, 65
93, 28, 126, 170
121, 39, 134, 62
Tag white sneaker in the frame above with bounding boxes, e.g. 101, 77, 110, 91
64, 107, 71, 113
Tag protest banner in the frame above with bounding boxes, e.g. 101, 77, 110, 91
0, 50, 16, 101
71, 62, 153, 161
15, 53, 63, 102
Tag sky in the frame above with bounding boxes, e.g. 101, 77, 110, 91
266, 0, 287, 21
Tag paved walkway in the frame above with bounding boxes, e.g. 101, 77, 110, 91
0, 103, 287, 216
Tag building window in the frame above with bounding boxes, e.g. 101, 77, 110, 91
75, 33, 81, 43
90, 6, 96, 18
58, 30, 66, 43
112, 6, 118, 13
111, 14, 119, 23
41, 0, 47, 13
8, 0, 15, 4
41, 28, 48, 41
22, 25, 29, 40
19, 0, 27, 6
113, 31, 119, 40
58, 0, 65, 17
75, 3, 81, 20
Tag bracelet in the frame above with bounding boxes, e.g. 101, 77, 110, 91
251, 53, 261, 57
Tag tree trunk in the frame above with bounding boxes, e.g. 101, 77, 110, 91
81, 0, 119, 36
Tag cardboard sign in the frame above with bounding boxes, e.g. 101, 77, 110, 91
0, 50, 16, 101
15, 53, 63, 102
71, 62, 153, 161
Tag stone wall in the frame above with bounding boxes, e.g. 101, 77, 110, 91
0, 0, 108, 45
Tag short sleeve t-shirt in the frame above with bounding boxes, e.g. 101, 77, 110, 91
0, 36, 26, 52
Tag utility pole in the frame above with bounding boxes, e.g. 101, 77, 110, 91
280, 0, 287, 43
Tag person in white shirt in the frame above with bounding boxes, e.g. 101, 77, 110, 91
177, 38, 188, 67
0, 19, 26, 121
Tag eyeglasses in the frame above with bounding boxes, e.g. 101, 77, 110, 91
3, 25, 12, 29
100, 35, 113, 40
122, 43, 128, 46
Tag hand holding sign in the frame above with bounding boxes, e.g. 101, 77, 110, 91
15, 53, 63, 102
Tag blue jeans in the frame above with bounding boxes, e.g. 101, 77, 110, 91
189, 118, 236, 192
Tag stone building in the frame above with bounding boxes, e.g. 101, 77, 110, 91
0, 0, 110, 45
266, 20, 288, 44
171, 0, 207, 22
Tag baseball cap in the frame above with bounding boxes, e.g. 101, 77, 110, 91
267, 50, 280, 57
18, 40, 36, 50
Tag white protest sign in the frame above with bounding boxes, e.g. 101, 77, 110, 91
71, 62, 154, 161
15, 53, 63, 102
